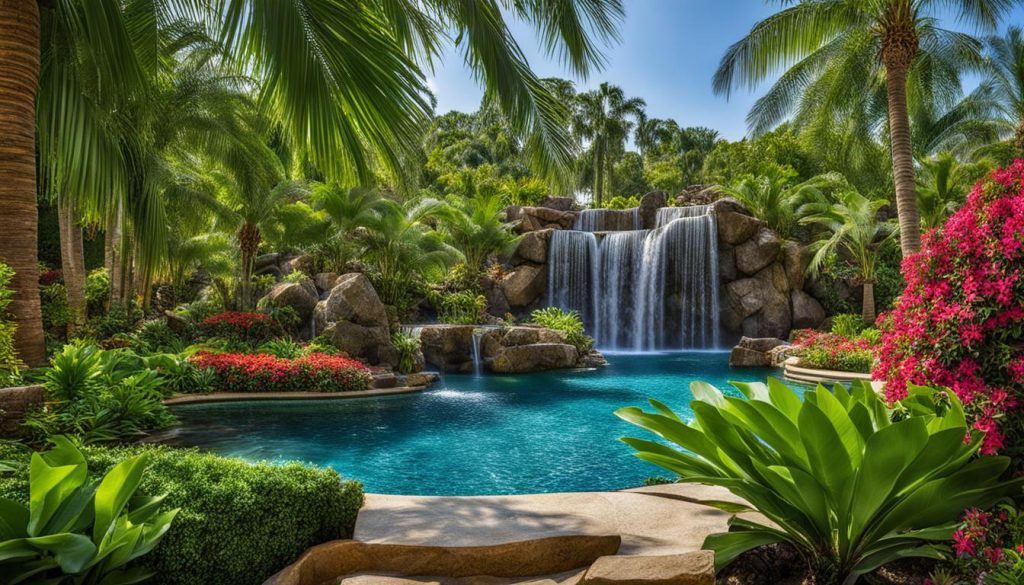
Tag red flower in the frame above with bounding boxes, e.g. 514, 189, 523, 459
189, 350, 371, 393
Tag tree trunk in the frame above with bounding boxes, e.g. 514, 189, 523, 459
58, 202, 87, 336
883, 39, 922, 256
862, 281, 876, 325
0, 1, 45, 366
239, 222, 261, 310
593, 144, 604, 207
605, 146, 615, 202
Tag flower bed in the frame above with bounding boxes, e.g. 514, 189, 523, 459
790, 329, 874, 373
875, 160, 1024, 457
189, 351, 371, 393
196, 311, 282, 346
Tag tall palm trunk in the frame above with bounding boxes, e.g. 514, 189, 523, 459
882, 23, 922, 257
1014, 119, 1024, 158
593, 143, 605, 207
105, 201, 127, 305
239, 222, 261, 310
0, 1, 45, 366
57, 202, 87, 336
861, 282, 876, 325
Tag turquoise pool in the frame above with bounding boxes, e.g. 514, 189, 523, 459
167, 352, 780, 495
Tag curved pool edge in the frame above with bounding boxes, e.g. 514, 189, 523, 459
163, 385, 427, 406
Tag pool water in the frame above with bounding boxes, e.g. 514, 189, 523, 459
168, 352, 780, 495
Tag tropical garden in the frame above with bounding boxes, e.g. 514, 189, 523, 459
0, 0, 1022, 584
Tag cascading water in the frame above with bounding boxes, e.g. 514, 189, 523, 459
471, 329, 484, 377
548, 206, 720, 351
574, 208, 641, 232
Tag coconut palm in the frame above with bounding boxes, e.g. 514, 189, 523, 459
572, 82, 645, 206
981, 26, 1024, 157
439, 192, 521, 273
801, 190, 898, 324
358, 199, 458, 310
0, 0, 623, 364
916, 152, 991, 228
712, 0, 1016, 258
713, 166, 840, 240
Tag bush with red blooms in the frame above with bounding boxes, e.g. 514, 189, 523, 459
189, 351, 371, 393
196, 311, 282, 346
38, 269, 62, 286
875, 160, 1024, 459
791, 329, 875, 373
948, 505, 1024, 582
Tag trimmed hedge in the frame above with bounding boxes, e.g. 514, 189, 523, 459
0, 443, 364, 585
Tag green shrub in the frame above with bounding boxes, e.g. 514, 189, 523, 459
134, 319, 190, 354
0, 443, 364, 585
85, 301, 144, 340
177, 300, 221, 327
40, 282, 74, 334
598, 195, 640, 209
617, 379, 1024, 585
0, 263, 21, 380
25, 343, 175, 443
430, 290, 487, 325
858, 327, 882, 345
143, 352, 215, 395
391, 331, 421, 374
0, 437, 177, 584
283, 271, 313, 285
259, 337, 305, 359
530, 307, 594, 355
831, 313, 867, 337
84, 267, 111, 316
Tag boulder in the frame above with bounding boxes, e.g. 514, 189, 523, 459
781, 240, 806, 290
638, 190, 667, 229
729, 346, 771, 368
767, 344, 795, 367
735, 227, 782, 275
675, 185, 718, 206
511, 230, 551, 265
518, 206, 577, 232
164, 311, 189, 335
500, 326, 566, 347
723, 264, 792, 338
581, 550, 714, 585
501, 265, 547, 308
738, 336, 788, 353
491, 343, 578, 373
254, 253, 281, 271
314, 273, 389, 332
503, 205, 523, 222
321, 321, 393, 366
314, 272, 341, 292
718, 245, 737, 282
282, 254, 313, 275
418, 325, 475, 372
540, 196, 574, 212
267, 281, 319, 320
480, 276, 511, 317
791, 289, 827, 329
712, 198, 762, 246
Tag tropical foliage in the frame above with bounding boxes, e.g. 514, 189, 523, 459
617, 379, 1024, 585
876, 161, 1024, 460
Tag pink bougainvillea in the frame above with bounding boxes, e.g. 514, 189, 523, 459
875, 160, 1024, 457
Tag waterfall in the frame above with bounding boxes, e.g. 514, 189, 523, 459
548, 206, 720, 351
546, 230, 600, 326
471, 329, 483, 376
574, 208, 641, 232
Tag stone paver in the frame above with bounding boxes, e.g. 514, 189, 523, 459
355, 484, 746, 556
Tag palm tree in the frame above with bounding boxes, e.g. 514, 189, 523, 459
308, 184, 384, 272
439, 192, 521, 273
982, 26, 1024, 157
801, 190, 898, 324
916, 152, 991, 228
713, 166, 840, 239
634, 113, 666, 158
0, 0, 624, 364
713, 0, 1015, 258
359, 199, 458, 309
572, 82, 645, 206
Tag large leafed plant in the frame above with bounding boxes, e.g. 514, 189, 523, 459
616, 379, 1024, 585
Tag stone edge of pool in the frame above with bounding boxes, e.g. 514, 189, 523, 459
163, 385, 428, 406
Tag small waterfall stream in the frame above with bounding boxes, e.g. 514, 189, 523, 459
548, 205, 721, 351
471, 329, 484, 377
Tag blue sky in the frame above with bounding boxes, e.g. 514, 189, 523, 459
427, 0, 1024, 141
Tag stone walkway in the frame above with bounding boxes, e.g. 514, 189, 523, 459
356, 483, 747, 556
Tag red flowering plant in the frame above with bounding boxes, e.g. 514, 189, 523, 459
196, 311, 283, 347
947, 505, 1024, 582
38, 269, 62, 286
791, 329, 875, 373
875, 160, 1024, 459
189, 351, 371, 393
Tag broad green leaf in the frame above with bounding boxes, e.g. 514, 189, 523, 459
704, 527, 788, 570
25, 533, 97, 574
798, 400, 854, 496
0, 498, 29, 539
691, 380, 726, 408
767, 377, 801, 420
93, 453, 150, 543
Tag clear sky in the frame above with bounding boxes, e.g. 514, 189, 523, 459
427, 0, 1024, 141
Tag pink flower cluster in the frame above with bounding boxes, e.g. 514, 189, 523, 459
190, 350, 371, 393
791, 329, 874, 373
875, 160, 1024, 456
950, 506, 1024, 578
